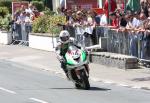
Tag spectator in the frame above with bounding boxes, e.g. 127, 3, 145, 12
56, 7, 62, 15
147, 0, 150, 7
86, 10, 95, 27
25, 12, 32, 24
100, 10, 108, 26
125, 11, 134, 29
25, 12, 32, 34
103, 0, 117, 17
20, 5, 26, 12
139, 9, 150, 58
9, 19, 16, 40
74, 11, 84, 26
66, 10, 74, 26
141, 11, 150, 29
85, 10, 95, 46
25, 3, 34, 15
140, 0, 149, 17
16, 11, 26, 24
119, 12, 127, 27
13, 10, 21, 22
109, 12, 119, 28
94, 12, 101, 26
148, 7, 150, 18
132, 11, 142, 28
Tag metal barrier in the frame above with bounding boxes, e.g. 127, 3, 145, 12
66, 26, 104, 47
103, 28, 150, 60
107, 29, 130, 55
67, 26, 150, 61
10, 22, 150, 61
73, 26, 93, 47
11, 23, 31, 46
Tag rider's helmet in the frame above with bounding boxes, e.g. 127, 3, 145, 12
59, 30, 70, 44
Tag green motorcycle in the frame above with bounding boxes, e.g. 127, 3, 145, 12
65, 44, 90, 90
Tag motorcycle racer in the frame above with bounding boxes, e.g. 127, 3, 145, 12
55, 30, 89, 78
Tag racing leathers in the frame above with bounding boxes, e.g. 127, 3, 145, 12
55, 39, 77, 75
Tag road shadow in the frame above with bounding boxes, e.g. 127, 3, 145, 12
50, 87, 74, 90
131, 77, 150, 82
89, 87, 111, 91
50, 87, 111, 91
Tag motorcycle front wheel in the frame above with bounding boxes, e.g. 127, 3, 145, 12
75, 83, 81, 89
80, 70, 90, 90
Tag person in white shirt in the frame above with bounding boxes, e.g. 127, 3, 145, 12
25, 12, 32, 33
16, 11, 26, 24
25, 12, 32, 24
100, 10, 108, 26
25, 3, 34, 15
125, 11, 134, 29
85, 10, 95, 35
132, 12, 142, 28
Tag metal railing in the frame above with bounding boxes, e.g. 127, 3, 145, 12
66, 26, 150, 60
11, 22, 31, 46
10, 23, 150, 61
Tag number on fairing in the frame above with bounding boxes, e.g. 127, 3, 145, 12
70, 50, 80, 56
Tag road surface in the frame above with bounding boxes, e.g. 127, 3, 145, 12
0, 59, 150, 103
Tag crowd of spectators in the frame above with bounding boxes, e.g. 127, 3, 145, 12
58, 0, 150, 31
57, 7, 104, 46
13, 3, 40, 24
8, 0, 150, 59
10, 3, 40, 41
57, 0, 150, 58
56, 0, 122, 47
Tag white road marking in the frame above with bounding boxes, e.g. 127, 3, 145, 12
29, 98, 48, 103
103, 80, 114, 84
0, 87, 17, 94
118, 84, 129, 87
132, 86, 141, 89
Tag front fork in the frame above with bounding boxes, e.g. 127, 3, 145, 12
75, 64, 90, 79
84, 64, 90, 74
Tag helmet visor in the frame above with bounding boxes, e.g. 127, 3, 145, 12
60, 36, 69, 42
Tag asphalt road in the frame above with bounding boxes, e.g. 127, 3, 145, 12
0, 60, 150, 103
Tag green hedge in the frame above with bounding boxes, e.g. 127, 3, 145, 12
0, 0, 11, 13
0, 14, 11, 31
43, 7, 56, 15
32, 15, 66, 36
31, 1, 44, 12
0, 7, 9, 18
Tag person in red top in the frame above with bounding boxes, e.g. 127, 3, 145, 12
104, 0, 117, 17
109, 12, 119, 28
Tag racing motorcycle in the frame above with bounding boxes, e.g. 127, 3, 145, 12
64, 44, 90, 90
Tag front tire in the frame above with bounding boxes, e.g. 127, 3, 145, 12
75, 83, 81, 89
80, 71, 90, 90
